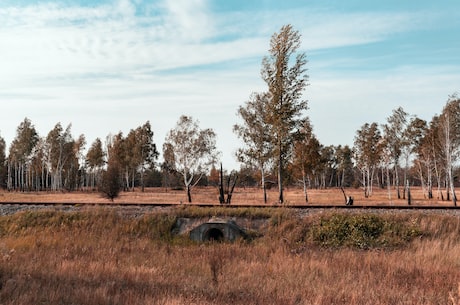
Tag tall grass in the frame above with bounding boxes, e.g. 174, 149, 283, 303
0, 208, 459, 304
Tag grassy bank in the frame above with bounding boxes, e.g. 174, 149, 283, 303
0, 207, 459, 304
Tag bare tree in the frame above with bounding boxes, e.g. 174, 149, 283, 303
261, 24, 309, 203
163, 115, 218, 203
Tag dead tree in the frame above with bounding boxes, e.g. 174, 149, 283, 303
218, 163, 238, 204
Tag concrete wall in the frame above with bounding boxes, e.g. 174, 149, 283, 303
189, 220, 246, 242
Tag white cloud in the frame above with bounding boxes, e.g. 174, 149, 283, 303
0, 1, 423, 84
0, 0, 457, 169
162, 0, 213, 41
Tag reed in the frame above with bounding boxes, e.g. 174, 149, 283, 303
0, 208, 458, 304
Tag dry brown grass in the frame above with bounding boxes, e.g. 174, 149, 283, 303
0, 208, 459, 304
0, 186, 454, 206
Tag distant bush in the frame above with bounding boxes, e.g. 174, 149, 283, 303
128, 214, 179, 242
310, 213, 423, 249
100, 162, 122, 201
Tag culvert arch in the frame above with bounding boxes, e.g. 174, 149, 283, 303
189, 219, 246, 242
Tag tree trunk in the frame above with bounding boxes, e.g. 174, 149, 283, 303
428, 166, 433, 199
278, 151, 284, 204
406, 180, 411, 205
186, 184, 192, 203
416, 162, 426, 198
386, 165, 392, 202
219, 163, 225, 204
340, 187, 347, 204
7, 162, 11, 191
362, 169, 367, 198
261, 168, 267, 204
226, 175, 237, 204
449, 167, 456, 206
303, 175, 308, 204
141, 166, 145, 192
131, 169, 135, 192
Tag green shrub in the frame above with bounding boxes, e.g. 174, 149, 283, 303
310, 213, 422, 249
173, 206, 292, 219
131, 214, 178, 241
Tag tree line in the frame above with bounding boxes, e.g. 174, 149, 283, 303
0, 24, 458, 204
353, 97, 460, 206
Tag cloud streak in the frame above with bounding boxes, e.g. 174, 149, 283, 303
0, 0, 458, 169
0, 0, 423, 82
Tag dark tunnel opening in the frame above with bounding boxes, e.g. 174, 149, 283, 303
204, 228, 224, 242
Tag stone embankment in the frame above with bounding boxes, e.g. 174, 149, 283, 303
0, 204, 78, 216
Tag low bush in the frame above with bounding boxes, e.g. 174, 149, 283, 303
310, 213, 423, 249
173, 205, 293, 220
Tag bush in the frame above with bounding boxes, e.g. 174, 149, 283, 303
100, 163, 122, 201
130, 214, 178, 242
310, 213, 422, 249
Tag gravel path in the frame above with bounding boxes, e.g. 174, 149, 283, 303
2, 203, 460, 218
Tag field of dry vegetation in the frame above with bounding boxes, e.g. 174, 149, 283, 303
0, 186, 456, 206
0, 204, 459, 304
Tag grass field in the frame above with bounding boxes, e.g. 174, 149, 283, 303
0, 207, 459, 304
0, 187, 458, 304
0, 186, 456, 206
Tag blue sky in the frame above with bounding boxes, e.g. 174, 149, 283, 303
0, 0, 459, 169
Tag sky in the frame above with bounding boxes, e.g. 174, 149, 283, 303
0, 0, 459, 170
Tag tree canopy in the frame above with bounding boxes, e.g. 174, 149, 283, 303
163, 115, 218, 203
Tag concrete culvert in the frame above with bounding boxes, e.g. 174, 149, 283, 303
189, 218, 246, 242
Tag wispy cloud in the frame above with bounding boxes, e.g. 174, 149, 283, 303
0, 0, 424, 83
0, 0, 457, 168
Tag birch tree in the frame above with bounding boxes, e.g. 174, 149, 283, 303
131, 121, 159, 192
402, 116, 427, 196
382, 107, 408, 199
438, 95, 460, 206
426, 116, 445, 199
163, 115, 218, 203
353, 122, 383, 198
86, 138, 106, 190
412, 120, 433, 198
8, 118, 39, 191
0, 134, 6, 189
234, 92, 273, 203
30, 138, 48, 190
45, 123, 84, 191
291, 120, 320, 203
335, 145, 354, 188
